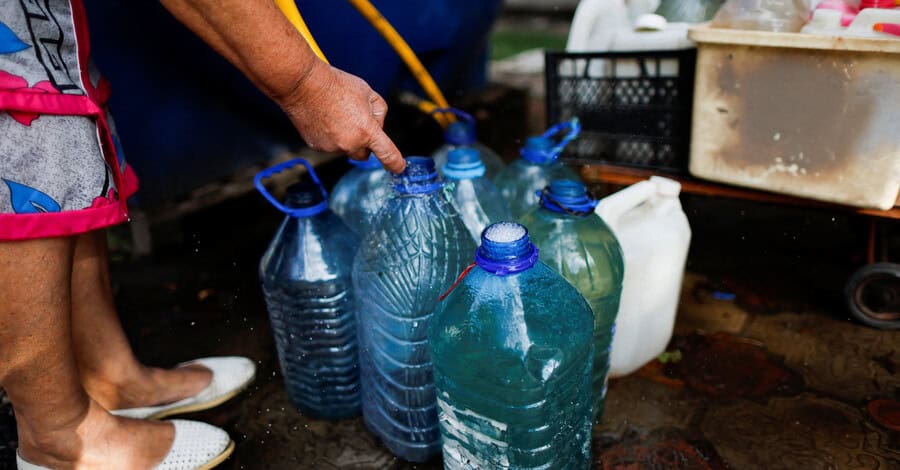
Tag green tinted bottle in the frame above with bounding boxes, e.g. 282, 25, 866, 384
521, 180, 624, 420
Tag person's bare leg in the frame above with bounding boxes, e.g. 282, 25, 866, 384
0, 237, 173, 468
71, 230, 212, 410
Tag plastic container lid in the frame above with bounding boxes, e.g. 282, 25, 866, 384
348, 153, 382, 170
392, 157, 442, 194
635, 13, 668, 31
284, 182, 328, 216
475, 222, 539, 276
520, 136, 557, 164
539, 180, 598, 216
860, 0, 895, 9
443, 148, 486, 180
444, 121, 477, 146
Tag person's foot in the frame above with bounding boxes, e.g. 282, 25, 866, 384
83, 363, 213, 411
17, 400, 175, 469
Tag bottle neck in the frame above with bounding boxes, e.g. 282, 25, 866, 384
392, 157, 442, 195
443, 148, 486, 180
538, 180, 597, 217
475, 223, 540, 276
284, 183, 328, 217
520, 136, 557, 165
348, 154, 382, 170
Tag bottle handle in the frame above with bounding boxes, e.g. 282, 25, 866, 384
430, 107, 475, 124
254, 158, 329, 217
542, 118, 581, 159
595, 179, 657, 227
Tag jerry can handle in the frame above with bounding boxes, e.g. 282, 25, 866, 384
543, 117, 581, 159
254, 158, 329, 217
430, 107, 475, 124
595, 179, 657, 227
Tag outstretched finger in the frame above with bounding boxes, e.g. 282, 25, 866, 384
368, 128, 405, 174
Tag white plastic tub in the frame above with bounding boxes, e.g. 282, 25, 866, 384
688, 25, 900, 210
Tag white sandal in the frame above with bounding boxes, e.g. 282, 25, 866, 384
16, 420, 234, 470
112, 357, 256, 420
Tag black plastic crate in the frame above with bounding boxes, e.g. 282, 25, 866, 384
545, 49, 696, 173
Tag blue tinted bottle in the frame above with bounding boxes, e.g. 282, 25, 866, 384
431, 108, 505, 180
494, 119, 582, 219
442, 147, 512, 242
257, 160, 361, 419
329, 154, 390, 235
353, 157, 476, 462
432, 222, 595, 469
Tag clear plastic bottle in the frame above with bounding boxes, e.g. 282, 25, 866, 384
353, 157, 476, 462
494, 120, 582, 220
431, 222, 595, 469
521, 180, 625, 421
256, 160, 361, 419
431, 108, 505, 180
442, 147, 512, 242
329, 154, 390, 235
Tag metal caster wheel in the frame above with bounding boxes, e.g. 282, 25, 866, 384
845, 262, 900, 330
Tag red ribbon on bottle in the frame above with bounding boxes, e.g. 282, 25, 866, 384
438, 262, 477, 301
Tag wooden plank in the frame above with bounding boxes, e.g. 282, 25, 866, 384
580, 164, 900, 220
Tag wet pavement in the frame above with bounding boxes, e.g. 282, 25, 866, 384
1, 186, 898, 469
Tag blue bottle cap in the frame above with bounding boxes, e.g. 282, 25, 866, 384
475, 222, 540, 276
444, 121, 477, 146
284, 182, 328, 216
442, 147, 486, 180
348, 153, 382, 170
537, 180, 598, 216
520, 136, 557, 164
392, 157, 443, 194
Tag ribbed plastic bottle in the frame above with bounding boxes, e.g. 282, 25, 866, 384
431, 222, 595, 469
494, 119, 582, 220
329, 154, 390, 235
256, 160, 361, 419
521, 180, 624, 421
353, 157, 476, 462
431, 108, 505, 181
442, 147, 512, 242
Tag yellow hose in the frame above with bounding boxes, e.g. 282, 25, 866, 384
344, 0, 451, 112
274, 0, 329, 64
399, 93, 448, 128
274, 0, 453, 127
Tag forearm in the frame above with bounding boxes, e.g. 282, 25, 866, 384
159, 0, 321, 105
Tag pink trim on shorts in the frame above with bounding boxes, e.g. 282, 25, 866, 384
0, 90, 101, 116
0, 194, 126, 241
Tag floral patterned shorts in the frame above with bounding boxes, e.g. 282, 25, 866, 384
0, 0, 137, 241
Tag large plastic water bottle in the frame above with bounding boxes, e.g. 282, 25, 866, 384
431, 108, 505, 180
353, 157, 476, 462
521, 180, 624, 421
329, 154, 390, 235
442, 147, 512, 242
432, 222, 595, 469
494, 119, 582, 219
256, 159, 361, 419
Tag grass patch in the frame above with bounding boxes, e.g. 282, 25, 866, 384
490, 29, 567, 61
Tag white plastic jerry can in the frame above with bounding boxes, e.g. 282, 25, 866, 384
595, 176, 692, 377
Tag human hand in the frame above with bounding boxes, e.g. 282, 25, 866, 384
279, 61, 405, 173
